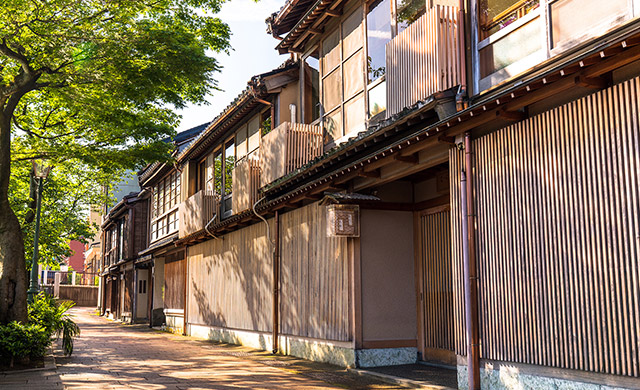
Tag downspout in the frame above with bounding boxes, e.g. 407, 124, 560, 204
149, 263, 155, 328
183, 249, 188, 336
251, 197, 279, 353
456, 0, 468, 110
273, 210, 280, 354
462, 133, 480, 389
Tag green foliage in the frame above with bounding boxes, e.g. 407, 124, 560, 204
0, 292, 80, 366
1, 0, 233, 269
0, 321, 50, 366
28, 292, 80, 356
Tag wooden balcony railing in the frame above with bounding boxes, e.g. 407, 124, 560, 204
260, 122, 323, 187
232, 149, 261, 214
385, 5, 461, 118
178, 190, 219, 238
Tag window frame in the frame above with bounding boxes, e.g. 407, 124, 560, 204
471, 0, 639, 94
149, 171, 181, 243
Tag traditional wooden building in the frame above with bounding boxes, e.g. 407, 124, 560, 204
100, 191, 149, 323
136, 123, 207, 331
115, 0, 640, 389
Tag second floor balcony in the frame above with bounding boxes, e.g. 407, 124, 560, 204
260, 121, 323, 188
178, 190, 219, 238
232, 149, 261, 214
385, 5, 461, 118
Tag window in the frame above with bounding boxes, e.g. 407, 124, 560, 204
367, 0, 391, 83
320, 8, 365, 145
303, 50, 321, 124
397, 0, 426, 32
138, 279, 147, 294
235, 113, 262, 161
223, 140, 235, 213
474, 0, 635, 92
150, 171, 181, 242
198, 137, 235, 217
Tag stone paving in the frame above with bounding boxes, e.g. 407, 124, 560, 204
0, 307, 409, 390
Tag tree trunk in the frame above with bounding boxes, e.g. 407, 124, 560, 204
0, 105, 28, 324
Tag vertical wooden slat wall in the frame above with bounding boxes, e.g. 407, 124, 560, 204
260, 123, 323, 187
451, 77, 640, 376
449, 148, 467, 355
165, 259, 186, 310
188, 221, 273, 332
421, 209, 455, 352
123, 269, 134, 313
386, 5, 460, 118
279, 202, 352, 342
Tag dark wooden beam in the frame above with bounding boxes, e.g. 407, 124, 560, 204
496, 109, 526, 122
358, 169, 380, 178
395, 154, 419, 164
574, 74, 608, 89
438, 135, 456, 145
325, 9, 341, 17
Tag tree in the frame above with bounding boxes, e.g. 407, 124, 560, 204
0, 0, 230, 324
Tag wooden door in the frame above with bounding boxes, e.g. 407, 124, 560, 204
416, 205, 455, 365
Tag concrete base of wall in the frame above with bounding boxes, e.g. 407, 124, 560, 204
188, 323, 419, 369
164, 313, 184, 334
356, 347, 417, 368
457, 364, 637, 390
189, 324, 357, 367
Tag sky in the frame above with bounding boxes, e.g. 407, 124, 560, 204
175, 0, 290, 131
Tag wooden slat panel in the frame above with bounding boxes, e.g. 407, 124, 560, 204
232, 149, 261, 214
450, 77, 640, 376
165, 259, 185, 310
179, 190, 219, 238
386, 5, 460, 118
123, 269, 134, 313
260, 122, 323, 187
279, 202, 352, 342
449, 149, 466, 355
188, 221, 273, 332
421, 208, 455, 352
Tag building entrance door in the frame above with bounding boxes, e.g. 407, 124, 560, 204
416, 205, 456, 365
136, 269, 149, 319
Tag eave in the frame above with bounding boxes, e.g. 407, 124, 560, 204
175, 19, 640, 244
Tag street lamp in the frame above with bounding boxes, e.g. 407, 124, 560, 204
27, 160, 51, 303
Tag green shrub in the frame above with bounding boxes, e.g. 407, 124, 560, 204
28, 292, 80, 356
0, 293, 80, 367
0, 321, 50, 367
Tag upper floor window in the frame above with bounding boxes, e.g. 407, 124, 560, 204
320, 7, 366, 145
197, 137, 235, 217
150, 171, 180, 242
473, 0, 636, 93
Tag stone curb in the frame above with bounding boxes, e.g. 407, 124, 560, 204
0, 348, 57, 375
347, 367, 457, 390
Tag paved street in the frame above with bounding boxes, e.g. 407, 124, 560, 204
1, 307, 409, 390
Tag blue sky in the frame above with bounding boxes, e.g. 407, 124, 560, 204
175, 0, 289, 131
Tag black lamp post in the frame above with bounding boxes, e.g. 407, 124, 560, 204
27, 160, 51, 303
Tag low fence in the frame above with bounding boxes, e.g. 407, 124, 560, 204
42, 285, 99, 307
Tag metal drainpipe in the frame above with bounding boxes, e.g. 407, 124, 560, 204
462, 133, 480, 389
272, 210, 280, 354
183, 250, 188, 336
149, 264, 155, 328
456, 0, 468, 110
251, 197, 279, 354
